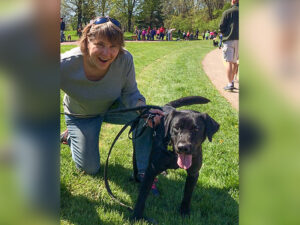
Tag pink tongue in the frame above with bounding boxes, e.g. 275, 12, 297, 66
177, 154, 192, 170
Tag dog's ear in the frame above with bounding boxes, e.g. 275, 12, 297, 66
201, 113, 220, 142
164, 109, 175, 138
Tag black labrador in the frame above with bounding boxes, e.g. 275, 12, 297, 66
132, 96, 220, 221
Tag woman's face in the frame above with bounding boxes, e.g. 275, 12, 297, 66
87, 37, 120, 71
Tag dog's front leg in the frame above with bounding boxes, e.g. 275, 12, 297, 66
180, 171, 199, 216
132, 166, 157, 220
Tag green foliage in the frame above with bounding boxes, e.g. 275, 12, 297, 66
135, 0, 164, 29
165, 2, 231, 33
62, 1, 232, 34
60, 41, 239, 225
123, 32, 136, 40
82, 0, 96, 25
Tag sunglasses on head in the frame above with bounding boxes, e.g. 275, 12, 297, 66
93, 17, 121, 29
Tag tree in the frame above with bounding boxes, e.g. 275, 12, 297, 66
110, 0, 139, 32
60, 0, 231, 33
199, 0, 227, 20
61, 0, 111, 30
162, 0, 195, 16
82, 0, 96, 25
61, 0, 83, 30
136, 0, 164, 28
96, 0, 111, 16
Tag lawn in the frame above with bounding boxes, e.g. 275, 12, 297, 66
60, 41, 239, 225
64, 30, 80, 41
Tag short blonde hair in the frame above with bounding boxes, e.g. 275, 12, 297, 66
80, 20, 125, 55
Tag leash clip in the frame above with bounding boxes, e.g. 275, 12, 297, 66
143, 113, 156, 127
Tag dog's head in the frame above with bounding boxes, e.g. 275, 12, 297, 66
164, 108, 219, 170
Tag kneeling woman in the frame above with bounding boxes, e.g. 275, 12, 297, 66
60, 17, 162, 191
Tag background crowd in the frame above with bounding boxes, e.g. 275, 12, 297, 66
131, 26, 224, 43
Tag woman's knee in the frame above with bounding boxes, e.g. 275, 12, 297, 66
76, 161, 100, 175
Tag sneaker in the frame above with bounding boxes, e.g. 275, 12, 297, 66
151, 177, 159, 196
60, 129, 69, 145
224, 83, 234, 91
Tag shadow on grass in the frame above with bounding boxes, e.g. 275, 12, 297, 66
61, 162, 238, 225
147, 171, 239, 225
61, 183, 108, 225
60, 163, 139, 225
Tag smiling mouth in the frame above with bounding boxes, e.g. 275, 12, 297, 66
98, 57, 109, 63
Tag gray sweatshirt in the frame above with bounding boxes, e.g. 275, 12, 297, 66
61, 47, 145, 117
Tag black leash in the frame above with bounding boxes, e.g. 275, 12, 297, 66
103, 108, 161, 211
60, 105, 163, 117
104, 117, 135, 211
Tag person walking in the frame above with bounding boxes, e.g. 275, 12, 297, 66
159, 26, 165, 40
205, 31, 209, 40
219, 0, 239, 91
77, 24, 83, 38
218, 32, 223, 49
60, 17, 66, 42
142, 28, 146, 40
150, 28, 156, 41
137, 28, 141, 41
195, 29, 199, 39
182, 31, 186, 40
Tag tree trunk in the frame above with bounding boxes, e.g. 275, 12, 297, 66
203, 0, 214, 20
101, 0, 106, 16
127, 12, 132, 32
77, 0, 83, 29
149, 11, 153, 28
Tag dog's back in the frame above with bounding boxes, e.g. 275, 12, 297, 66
166, 96, 210, 108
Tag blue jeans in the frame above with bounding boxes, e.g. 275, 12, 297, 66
64, 101, 153, 175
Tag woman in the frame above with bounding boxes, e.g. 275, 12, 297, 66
60, 17, 162, 191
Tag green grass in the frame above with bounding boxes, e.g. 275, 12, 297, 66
64, 30, 80, 41
60, 41, 239, 225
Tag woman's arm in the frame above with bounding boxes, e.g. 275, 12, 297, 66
121, 53, 146, 108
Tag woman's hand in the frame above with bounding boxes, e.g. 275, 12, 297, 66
147, 109, 164, 128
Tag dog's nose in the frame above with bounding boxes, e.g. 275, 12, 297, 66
177, 143, 191, 153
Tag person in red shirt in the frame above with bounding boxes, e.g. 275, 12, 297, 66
187, 31, 190, 40
159, 26, 165, 40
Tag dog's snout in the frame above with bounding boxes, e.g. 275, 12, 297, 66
177, 142, 191, 153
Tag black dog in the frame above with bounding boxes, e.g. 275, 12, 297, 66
132, 96, 220, 221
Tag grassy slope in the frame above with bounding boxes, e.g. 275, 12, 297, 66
60, 41, 238, 225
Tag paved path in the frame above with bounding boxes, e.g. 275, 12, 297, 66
202, 48, 239, 111
61, 41, 79, 45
